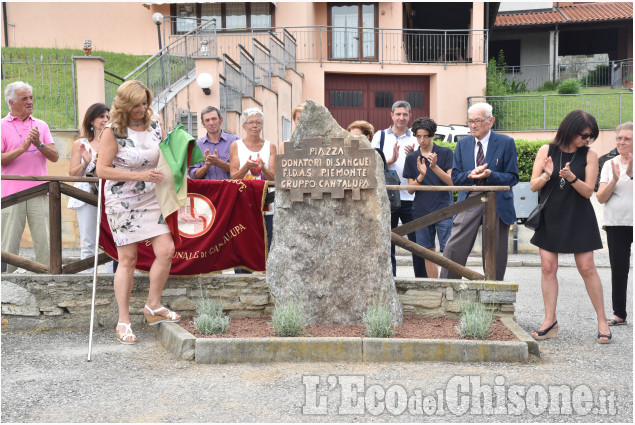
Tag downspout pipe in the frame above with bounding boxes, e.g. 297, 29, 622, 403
552, 23, 558, 83
552, 3, 569, 84
3, 2, 8, 48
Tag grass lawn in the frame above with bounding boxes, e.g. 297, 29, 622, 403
1, 47, 149, 129
489, 88, 633, 131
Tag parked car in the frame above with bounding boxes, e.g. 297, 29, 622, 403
433, 124, 471, 143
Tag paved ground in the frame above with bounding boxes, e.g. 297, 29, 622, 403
1, 252, 632, 422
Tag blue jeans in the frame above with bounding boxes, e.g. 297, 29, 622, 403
391, 200, 427, 278
415, 217, 453, 251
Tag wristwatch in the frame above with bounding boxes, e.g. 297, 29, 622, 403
37, 143, 45, 150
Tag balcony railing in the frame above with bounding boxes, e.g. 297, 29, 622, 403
164, 22, 488, 67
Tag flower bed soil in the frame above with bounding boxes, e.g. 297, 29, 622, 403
180, 316, 518, 341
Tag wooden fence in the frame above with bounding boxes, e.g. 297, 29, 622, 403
1, 175, 508, 280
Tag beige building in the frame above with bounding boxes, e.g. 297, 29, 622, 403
2, 2, 624, 252
2, 1, 493, 138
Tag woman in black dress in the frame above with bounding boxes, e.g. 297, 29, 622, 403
529, 110, 611, 344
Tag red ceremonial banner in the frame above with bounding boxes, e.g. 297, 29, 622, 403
99, 179, 268, 275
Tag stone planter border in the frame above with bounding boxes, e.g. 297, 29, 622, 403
156, 316, 536, 363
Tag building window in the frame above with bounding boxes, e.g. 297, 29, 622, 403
406, 92, 424, 109
172, 3, 273, 33
330, 91, 363, 108
375, 92, 393, 108
328, 3, 378, 60
488, 40, 521, 67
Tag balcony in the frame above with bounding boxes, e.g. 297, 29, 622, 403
163, 20, 488, 67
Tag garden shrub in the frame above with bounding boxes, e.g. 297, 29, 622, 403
515, 140, 551, 181
271, 298, 309, 337
584, 64, 610, 86
455, 300, 494, 339
537, 80, 557, 92
486, 50, 528, 96
557, 78, 581, 94
197, 297, 224, 318
362, 294, 395, 338
195, 313, 230, 335
194, 296, 230, 335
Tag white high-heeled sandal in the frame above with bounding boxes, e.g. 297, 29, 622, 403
116, 322, 137, 345
144, 305, 181, 326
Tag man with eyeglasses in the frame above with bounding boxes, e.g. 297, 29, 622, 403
371, 100, 426, 277
439, 102, 518, 281
1, 81, 59, 273
188, 106, 238, 181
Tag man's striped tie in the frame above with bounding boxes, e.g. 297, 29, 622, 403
476, 141, 485, 185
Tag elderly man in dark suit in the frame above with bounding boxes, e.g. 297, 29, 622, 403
440, 102, 518, 280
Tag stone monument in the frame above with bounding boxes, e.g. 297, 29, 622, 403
266, 100, 403, 325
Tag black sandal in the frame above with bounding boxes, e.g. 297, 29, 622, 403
597, 331, 612, 344
532, 321, 558, 340
607, 318, 627, 326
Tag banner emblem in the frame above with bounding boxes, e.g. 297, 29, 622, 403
177, 194, 216, 238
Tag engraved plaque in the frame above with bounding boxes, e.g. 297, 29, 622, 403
276, 137, 377, 202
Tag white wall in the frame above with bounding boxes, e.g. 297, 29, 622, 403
497, 2, 553, 12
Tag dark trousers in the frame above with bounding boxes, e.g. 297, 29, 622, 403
439, 192, 509, 281
391, 200, 427, 278
606, 226, 633, 320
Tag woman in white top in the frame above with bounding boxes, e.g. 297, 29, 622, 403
229, 108, 277, 272
229, 107, 276, 181
67, 103, 110, 273
597, 121, 633, 326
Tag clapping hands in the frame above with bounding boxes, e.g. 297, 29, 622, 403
416, 156, 427, 177
204, 149, 221, 167
79, 143, 93, 165
468, 163, 490, 180
542, 155, 554, 178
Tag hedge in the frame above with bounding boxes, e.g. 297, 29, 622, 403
436, 139, 550, 182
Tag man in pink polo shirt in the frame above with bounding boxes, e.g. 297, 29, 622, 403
1, 81, 59, 273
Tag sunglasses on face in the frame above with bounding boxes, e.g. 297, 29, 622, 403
578, 133, 593, 140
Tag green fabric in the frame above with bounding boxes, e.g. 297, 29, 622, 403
159, 124, 204, 193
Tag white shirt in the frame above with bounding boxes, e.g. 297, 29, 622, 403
600, 156, 633, 226
371, 126, 416, 201
473, 130, 491, 166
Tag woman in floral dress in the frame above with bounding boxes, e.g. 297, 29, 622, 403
96, 80, 180, 344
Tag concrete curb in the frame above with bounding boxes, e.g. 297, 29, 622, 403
156, 319, 536, 364
154, 323, 196, 361
500, 316, 540, 357
362, 338, 528, 362
195, 337, 362, 364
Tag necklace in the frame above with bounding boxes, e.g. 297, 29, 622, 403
129, 121, 144, 126
559, 149, 578, 189
10, 118, 37, 152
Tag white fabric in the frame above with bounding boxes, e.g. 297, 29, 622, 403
76, 203, 97, 273
67, 139, 97, 209
600, 156, 633, 226
235, 139, 273, 215
235, 139, 271, 176
371, 127, 416, 201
